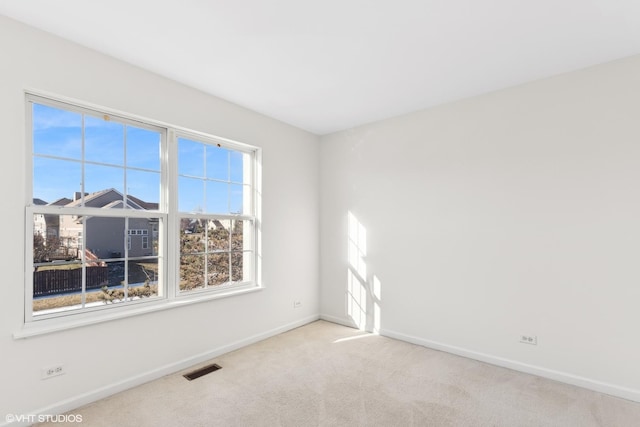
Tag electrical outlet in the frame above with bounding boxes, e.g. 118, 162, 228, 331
41, 365, 65, 380
293, 300, 302, 309
519, 335, 537, 345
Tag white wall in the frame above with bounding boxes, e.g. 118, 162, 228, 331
0, 16, 319, 419
320, 55, 640, 401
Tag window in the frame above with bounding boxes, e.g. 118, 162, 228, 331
26, 94, 259, 324
127, 229, 148, 235
177, 135, 255, 292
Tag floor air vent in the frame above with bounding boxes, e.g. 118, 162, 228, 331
183, 363, 222, 381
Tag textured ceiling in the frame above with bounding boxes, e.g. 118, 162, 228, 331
1, 0, 640, 135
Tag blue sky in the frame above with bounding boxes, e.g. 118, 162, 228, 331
33, 103, 246, 214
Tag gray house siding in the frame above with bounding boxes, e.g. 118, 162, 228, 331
49, 189, 156, 260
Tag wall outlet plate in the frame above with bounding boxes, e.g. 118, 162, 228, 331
41, 365, 65, 380
519, 335, 537, 345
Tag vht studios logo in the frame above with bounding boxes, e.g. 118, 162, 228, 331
5, 413, 83, 423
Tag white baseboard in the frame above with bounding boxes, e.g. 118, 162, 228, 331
3, 315, 320, 427
381, 328, 640, 404
319, 313, 358, 329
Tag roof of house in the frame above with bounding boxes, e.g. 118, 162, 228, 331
48, 197, 73, 206
128, 195, 159, 211
64, 188, 152, 210
36, 189, 156, 211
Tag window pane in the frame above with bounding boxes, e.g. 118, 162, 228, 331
33, 213, 80, 262
33, 264, 84, 315
180, 218, 204, 253
178, 138, 204, 177
207, 219, 230, 252
206, 145, 229, 181
150, 221, 160, 256
47, 214, 83, 261
231, 252, 245, 282
230, 151, 246, 183
32, 103, 82, 159
207, 253, 229, 286
230, 184, 244, 214
206, 181, 228, 214
127, 126, 161, 171
128, 259, 159, 285
85, 164, 124, 199
179, 176, 204, 213
103, 259, 126, 291
33, 158, 81, 204
86, 263, 108, 291
231, 219, 245, 252
126, 170, 160, 208
86, 217, 125, 259
127, 260, 159, 299
85, 115, 124, 166
180, 254, 205, 291
127, 218, 156, 256
33, 261, 83, 293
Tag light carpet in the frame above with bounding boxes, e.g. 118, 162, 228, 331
37, 320, 640, 426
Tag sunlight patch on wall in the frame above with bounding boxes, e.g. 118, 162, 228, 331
372, 275, 381, 334
347, 211, 381, 331
348, 212, 367, 279
347, 268, 367, 329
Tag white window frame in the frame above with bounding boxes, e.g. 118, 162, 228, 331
18, 92, 262, 338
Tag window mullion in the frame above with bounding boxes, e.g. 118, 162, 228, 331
228, 220, 233, 283
81, 113, 86, 206
81, 217, 86, 308
166, 129, 179, 298
123, 125, 128, 206
124, 217, 129, 300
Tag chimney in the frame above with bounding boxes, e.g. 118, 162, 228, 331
74, 192, 88, 201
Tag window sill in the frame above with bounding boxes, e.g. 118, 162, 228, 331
14, 284, 263, 339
